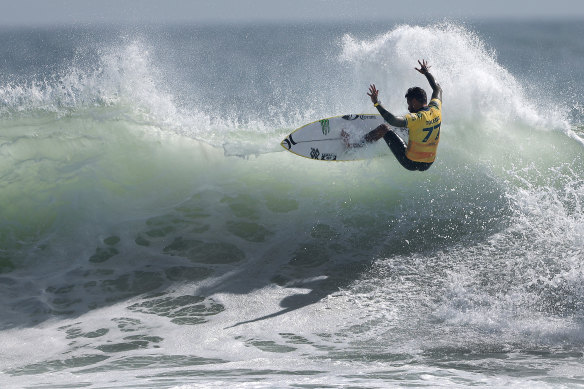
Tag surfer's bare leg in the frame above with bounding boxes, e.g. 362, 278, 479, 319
343, 124, 391, 148
364, 124, 390, 142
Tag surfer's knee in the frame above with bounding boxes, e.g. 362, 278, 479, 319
377, 123, 391, 132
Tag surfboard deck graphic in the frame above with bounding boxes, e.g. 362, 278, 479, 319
281, 114, 406, 161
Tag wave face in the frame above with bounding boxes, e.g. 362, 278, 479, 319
0, 22, 583, 388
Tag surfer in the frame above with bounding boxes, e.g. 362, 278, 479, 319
361, 59, 442, 171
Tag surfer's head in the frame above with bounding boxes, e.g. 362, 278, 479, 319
405, 87, 427, 113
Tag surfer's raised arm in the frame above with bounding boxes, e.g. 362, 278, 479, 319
416, 59, 442, 101
367, 84, 407, 128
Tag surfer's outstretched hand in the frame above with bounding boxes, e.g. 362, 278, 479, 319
416, 59, 431, 74
368, 84, 379, 104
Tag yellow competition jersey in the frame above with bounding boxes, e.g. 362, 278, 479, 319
404, 98, 442, 163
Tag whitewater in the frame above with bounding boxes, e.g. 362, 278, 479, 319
0, 21, 583, 388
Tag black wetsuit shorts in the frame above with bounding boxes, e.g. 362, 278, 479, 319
383, 130, 433, 172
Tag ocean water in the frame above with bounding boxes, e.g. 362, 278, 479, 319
0, 20, 583, 388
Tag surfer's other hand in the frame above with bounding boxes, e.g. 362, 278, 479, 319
367, 84, 379, 104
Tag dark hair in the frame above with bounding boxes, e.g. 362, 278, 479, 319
405, 87, 427, 104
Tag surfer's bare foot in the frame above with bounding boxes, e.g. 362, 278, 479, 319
341, 129, 365, 148
341, 129, 351, 147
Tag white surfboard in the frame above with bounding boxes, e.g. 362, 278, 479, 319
281, 114, 406, 161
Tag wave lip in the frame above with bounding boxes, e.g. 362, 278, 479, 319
341, 23, 573, 132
